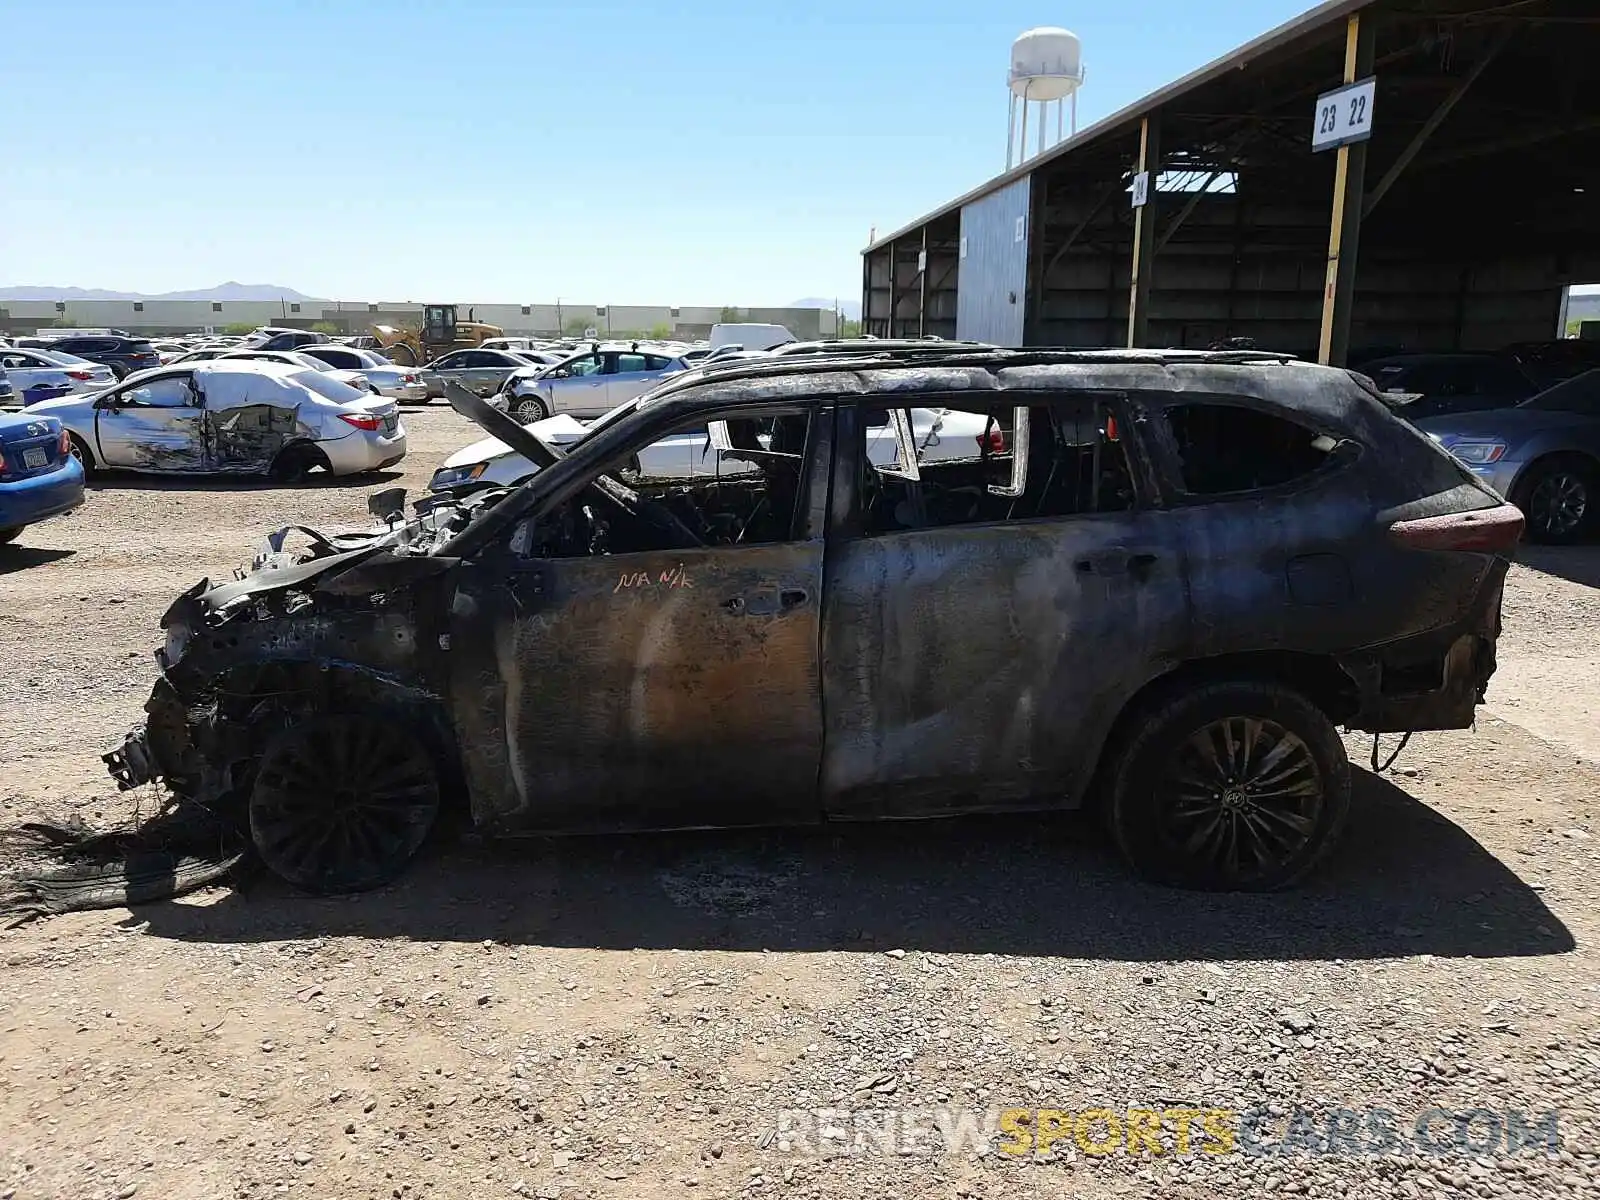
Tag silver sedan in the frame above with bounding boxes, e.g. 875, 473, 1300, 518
23, 361, 406, 480
418, 348, 542, 399
0, 347, 118, 406
1418, 369, 1600, 544
295, 345, 430, 404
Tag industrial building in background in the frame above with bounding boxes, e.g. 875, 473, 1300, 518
0, 298, 842, 343
864, 0, 1598, 364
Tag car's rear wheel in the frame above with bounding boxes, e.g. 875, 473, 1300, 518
269, 442, 331, 484
514, 394, 550, 423
109, 363, 130, 381
1514, 454, 1596, 544
249, 714, 441, 893
1106, 681, 1350, 891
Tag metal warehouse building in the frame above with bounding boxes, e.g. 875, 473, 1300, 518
862, 0, 1598, 365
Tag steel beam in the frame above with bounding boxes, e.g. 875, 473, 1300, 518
1363, 26, 1513, 218
918, 227, 929, 338
1156, 169, 1224, 254
1316, 12, 1376, 367
1126, 114, 1162, 348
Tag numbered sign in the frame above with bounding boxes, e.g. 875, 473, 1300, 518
1130, 171, 1151, 209
1311, 77, 1376, 152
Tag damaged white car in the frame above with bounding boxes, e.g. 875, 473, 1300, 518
429, 401, 998, 494
24, 361, 407, 481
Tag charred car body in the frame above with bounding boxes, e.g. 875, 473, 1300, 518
104, 350, 1522, 895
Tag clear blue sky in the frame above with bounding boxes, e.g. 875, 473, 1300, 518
3, 0, 1317, 306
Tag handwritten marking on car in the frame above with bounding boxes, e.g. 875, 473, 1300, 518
614, 565, 695, 593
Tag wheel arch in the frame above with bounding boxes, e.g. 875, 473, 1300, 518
1505, 446, 1600, 501
1089, 651, 1360, 803
155, 658, 466, 818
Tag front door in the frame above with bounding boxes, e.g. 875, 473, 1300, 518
94, 373, 205, 471
448, 404, 830, 834
820, 395, 1190, 818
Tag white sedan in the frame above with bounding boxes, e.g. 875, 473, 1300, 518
25, 361, 407, 481
0, 347, 118, 406
429, 401, 993, 493
293, 344, 429, 404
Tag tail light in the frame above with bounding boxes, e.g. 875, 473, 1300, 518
59, 426, 71, 455
1104, 414, 1120, 442
977, 427, 1006, 454
66, 369, 96, 381
339, 413, 382, 432
1388, 503, 1524, 553
401, 373, 419, 384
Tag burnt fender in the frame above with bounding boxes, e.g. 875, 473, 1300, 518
317, 552, 460, 597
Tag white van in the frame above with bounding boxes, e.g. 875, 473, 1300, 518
709, 323, 796, 352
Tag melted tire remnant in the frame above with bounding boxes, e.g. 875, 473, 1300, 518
1, 807, 247, 925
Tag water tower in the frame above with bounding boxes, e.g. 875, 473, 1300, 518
1007, 27, 1085, 169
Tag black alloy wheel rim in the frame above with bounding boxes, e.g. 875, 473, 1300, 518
251, 716, 439, 891
1158, 717, 1322, 884
1527, 470, 1588, 539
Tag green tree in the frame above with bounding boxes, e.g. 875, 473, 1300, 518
718, 306, 742, 324
311, 321, 341, 335
222, 322, 256, 335
840, 318, 863, 338
647, 323, 673, 341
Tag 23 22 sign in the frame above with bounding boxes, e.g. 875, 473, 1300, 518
1310, 77, 1377, 152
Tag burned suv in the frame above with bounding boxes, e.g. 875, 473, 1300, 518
105, 350, 1521, 895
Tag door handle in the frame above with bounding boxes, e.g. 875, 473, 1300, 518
722, 589, 808, 616
1075, 551, 1160, 576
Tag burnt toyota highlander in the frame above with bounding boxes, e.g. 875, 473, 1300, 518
100, 349, 1522, 896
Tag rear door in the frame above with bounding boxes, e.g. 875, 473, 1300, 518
448, 404, 830, 834
605, 352, 675, 407
94, 372, 205, 471
821, 393, 1189, 818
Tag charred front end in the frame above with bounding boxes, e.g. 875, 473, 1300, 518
103, 507, 468, 893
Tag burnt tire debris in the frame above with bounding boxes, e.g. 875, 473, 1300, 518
1, 806, 246, 925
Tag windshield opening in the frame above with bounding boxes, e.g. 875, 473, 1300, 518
1520, 368, 1600, 415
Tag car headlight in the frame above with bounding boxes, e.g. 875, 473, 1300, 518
1448, 440, 1508, 465
430, 462, 488, 490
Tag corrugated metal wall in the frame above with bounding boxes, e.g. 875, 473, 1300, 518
956, 177, 1032, 346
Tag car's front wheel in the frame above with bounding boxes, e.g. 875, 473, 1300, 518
249, 714, 441, 893
513, 393, 550, 423
1105, 681, 1350, 891
1514, 454, 1596, 544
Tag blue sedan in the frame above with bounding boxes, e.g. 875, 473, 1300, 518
0, 412, 86, 546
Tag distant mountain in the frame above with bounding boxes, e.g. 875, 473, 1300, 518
0, 281, 323, 302
788, 297, 861, 321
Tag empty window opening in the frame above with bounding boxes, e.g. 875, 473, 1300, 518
859, 400, 1134, 535
1166, 403, 1335, 495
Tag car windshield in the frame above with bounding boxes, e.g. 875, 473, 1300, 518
290, 369, 368, 404
1519, 369, 1600, 415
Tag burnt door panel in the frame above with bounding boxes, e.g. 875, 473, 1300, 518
820, 513, 1188, 818
449, 542, 825, 834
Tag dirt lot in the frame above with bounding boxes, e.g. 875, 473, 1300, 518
3, 407, 1599, 1200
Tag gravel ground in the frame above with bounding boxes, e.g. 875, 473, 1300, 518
2, 407, 1598, 1200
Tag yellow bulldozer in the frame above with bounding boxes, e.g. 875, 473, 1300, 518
371, 305, 504, 367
